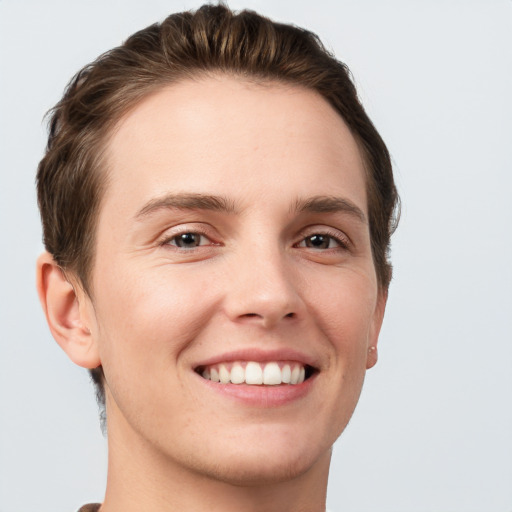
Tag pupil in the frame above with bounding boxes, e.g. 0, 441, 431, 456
177, 233, 199, 247
307, 235, 328, 248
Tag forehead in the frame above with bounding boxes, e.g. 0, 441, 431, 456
102, 75, 367, 217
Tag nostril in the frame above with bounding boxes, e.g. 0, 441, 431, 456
235, 311, 297, 326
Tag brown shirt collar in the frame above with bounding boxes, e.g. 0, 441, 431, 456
77, 505, 101, 512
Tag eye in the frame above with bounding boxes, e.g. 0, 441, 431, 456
166, 232, 211, 249
296, 232, 348, 250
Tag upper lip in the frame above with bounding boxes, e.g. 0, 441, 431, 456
193, 348, 321, 371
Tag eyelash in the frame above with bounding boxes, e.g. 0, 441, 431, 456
295, 228, 350, 251
159, 227, 350, 252
159, 228, 216, 250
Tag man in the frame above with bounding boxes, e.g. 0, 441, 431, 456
36, 5, 398, 511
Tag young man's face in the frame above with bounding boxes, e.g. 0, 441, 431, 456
81, 76, 385, 484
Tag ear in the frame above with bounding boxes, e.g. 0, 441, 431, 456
36, 252, 100, 369
366, 288, 388, 369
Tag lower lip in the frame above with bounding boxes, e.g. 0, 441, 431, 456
197, 373, 317, 407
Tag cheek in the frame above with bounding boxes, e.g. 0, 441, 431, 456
91, 265, 217, 378
306, 275, 377, 441
309, 270, 378, 346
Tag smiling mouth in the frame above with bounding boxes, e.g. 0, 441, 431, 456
195, 361, 317, 386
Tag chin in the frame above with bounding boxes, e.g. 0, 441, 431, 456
199, 449, 327, 487
182, 428, 333, 487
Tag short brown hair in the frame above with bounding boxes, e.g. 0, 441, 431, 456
37, 3, 399, 408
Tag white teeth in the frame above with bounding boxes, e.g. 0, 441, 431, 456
290, 365, 300, 385
210, 367, 220, 382
219, 364, 230, 384
200, 361, 309, 386
282, 364, 291, 383
230, 363, 245, 384
263, 362, 282, 385
245, 361, 263, 385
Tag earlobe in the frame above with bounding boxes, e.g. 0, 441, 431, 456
366, 289, 387, 369
366, 345, 378, 369
36, 252, 100, 369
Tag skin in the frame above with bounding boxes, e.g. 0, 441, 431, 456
37, 75, 386, 512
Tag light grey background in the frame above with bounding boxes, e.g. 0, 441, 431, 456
1, 1, 511, 511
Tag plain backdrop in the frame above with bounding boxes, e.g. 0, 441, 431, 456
1, 1, 511, 511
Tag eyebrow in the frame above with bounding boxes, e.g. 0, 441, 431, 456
293, 195, 367, 223
135, 193, 238, 219
135, 192, 366, 223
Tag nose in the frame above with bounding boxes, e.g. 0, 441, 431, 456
222, 247, 304, 329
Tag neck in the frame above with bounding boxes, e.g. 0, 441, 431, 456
100, 409, 330, 512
